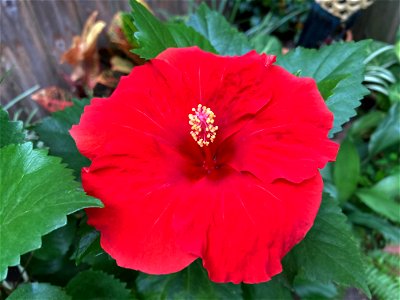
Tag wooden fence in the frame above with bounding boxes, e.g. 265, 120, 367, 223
352, 0, 399, 44
1, 0, 399, 118
0, 0, 195, 117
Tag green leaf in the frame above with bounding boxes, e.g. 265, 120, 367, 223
243, 275, 292, 300
0, 108, 24, 147
0, 143, 102, 280
8, 283, 71, 300
366, 252, 400, 300
347, 208, 400, 243
129, 0, 175, 59
167, 22, 216, 53
293, 277, 338, 300
121, 12, 139, 48
137, 260, 242, 300
356, 189, 400, 223
389, 82, 400, 103
129, 0, 216, 59
365, 40, 397, 66
285, 195, 370, 297
72, 224, 102, 265
317, 74, 349, 100
366, 263, 400, 300
372, 172, 400, 198
250, 34, 282, 55
187, 3, 251, 55
66, 270, 131, 300
323, 182, 338, 201
369, 102, 400, 156
35, 99, 90, 177
26, 254, 84, 286
349, 110, 385, 138
33, 218, 76, 260
277, 41, 371, 136
334, 138, 360, 202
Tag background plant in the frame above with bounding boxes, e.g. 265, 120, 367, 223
1, 1, 399, 299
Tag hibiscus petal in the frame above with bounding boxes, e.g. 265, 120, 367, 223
70, 61, 202, 161
82, 154, 197, 274
173, 168, 323, 283
224, 65, 339, 183
71, 47, 277, 162
71, 47, 337, 284
157, 47, 276, 143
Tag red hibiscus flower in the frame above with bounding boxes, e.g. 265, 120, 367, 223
70, 47, 338, 284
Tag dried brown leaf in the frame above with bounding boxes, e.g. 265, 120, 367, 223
31, 86, 73, 112
110, 56, 134, 74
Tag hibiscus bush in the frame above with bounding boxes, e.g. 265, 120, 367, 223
1, 1, 399, 299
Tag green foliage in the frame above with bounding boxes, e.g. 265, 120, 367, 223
356, 190, 399, 223
277, 41, 370, 136
364, 41, 398, 97
356, 173, 400, 223
372, 172, 400, 198
33, 219, 76, 261
293, 277, 338, 299
187, 3, 251, 55
1, 3, 387, 299
72, 222, 103, 265
243, 275, 292, 300
0, 143, 102, 280
285, 195, 370, 297
26, 253, 84, 287
368, 102, 400, 156
364, 66, 396, 96
121, 12, 139, 48
389, 82, 400, 103
365, 41, 397, 66
65, 270, 132, 300
366, 264, 399, 300
366, 251, 400, 300
0, 108, 24, 147
347, 208, 400, 243
250, 34, 282, 55
396, 35, 400, 62
35, 99, 90, 177
128, 0, 216, 59
334, 138, 360, 203
167, 22, 218, 53
129, 0, 176, 58
2, 85, 40, 112
348, 110, 385, 138
136, 260, 242, 300
243, 4, 308, 37
8, 283, 71, 300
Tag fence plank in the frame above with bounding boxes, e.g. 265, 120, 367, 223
353, 0, 400, 44
0, 0, 191, 118
2, 0, 397, 119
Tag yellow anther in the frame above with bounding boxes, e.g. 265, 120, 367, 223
188, 104, 218, 147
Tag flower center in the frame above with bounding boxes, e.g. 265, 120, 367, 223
188, 104, 218, 147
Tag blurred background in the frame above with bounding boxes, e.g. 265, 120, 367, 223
1, 2, 399, 300
0, 0, 202, 118
0, 0, 399, 120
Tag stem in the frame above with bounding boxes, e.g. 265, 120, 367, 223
3, 85, 40, 111
229, 0, 240, 23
